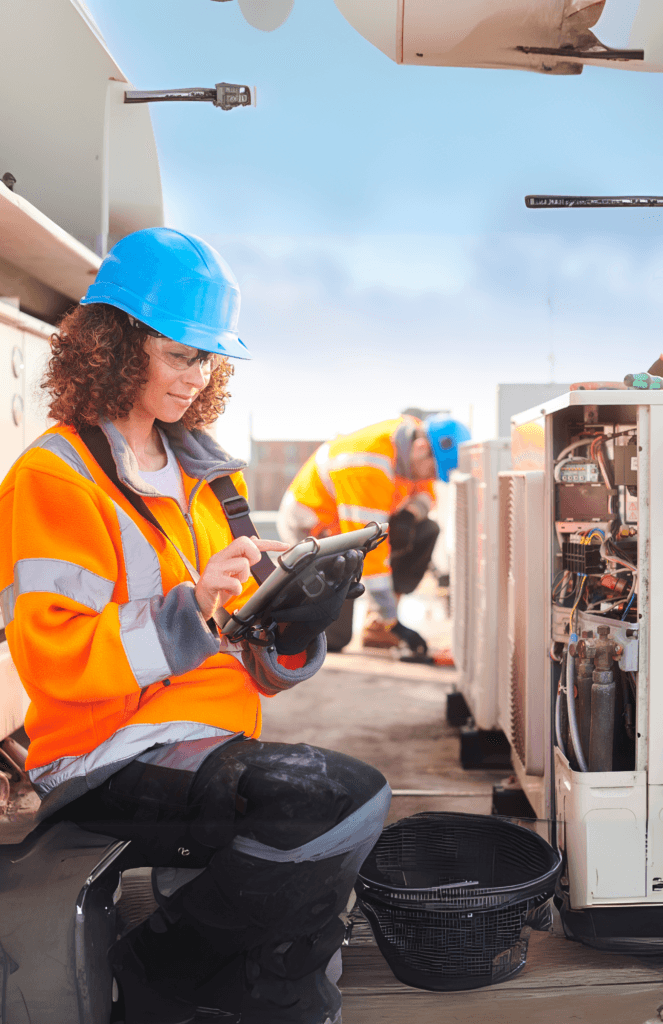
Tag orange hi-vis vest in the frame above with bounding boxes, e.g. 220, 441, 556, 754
287, 417, 435, 580
0, 420, 314, 810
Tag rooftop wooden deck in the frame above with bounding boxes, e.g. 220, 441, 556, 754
339, 913, 663, 1024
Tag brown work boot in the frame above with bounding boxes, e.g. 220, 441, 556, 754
361, 613, 400, 650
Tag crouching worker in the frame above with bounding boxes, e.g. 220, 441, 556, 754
0, 228, 390, 1024
277, 415, 469, 654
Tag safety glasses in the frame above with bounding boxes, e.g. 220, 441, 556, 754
128, 317, 222, 376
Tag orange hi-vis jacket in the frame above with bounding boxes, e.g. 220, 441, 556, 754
0, 420, 321, 813
283, 417, 435, 619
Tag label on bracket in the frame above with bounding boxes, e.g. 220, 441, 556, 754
625, 492, 638, 523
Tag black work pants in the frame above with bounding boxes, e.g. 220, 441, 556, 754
324, 513, 440, 650
61, 738, 389, 1021
389, 512, 440, 595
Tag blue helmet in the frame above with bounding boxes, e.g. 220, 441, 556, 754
80, 227, 251, 359
424, 416, 471, 482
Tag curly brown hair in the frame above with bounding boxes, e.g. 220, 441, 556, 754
43, 303, 233, 431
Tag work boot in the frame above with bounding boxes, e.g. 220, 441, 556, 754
110, 935, 196, 1024
361, 613, 400, 650
241, 961, 342, 1024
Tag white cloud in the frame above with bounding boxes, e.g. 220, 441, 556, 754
208, 230, 663, 459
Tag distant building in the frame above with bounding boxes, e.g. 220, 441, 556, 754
247, 438, 324, 511
401, 407, 447, 421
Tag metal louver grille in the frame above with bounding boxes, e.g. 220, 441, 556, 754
506, 476, 526, 767
498, 470, 545, 777
451, 477, 473, 682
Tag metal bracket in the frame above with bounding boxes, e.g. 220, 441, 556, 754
526, 195, 663, 209
517, 45, 644, 61
125, 83, 254, 110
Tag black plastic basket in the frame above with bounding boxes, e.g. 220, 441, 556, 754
355, 812, 562, 991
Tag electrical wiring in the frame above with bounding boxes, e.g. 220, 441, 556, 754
554, 428, 636, 466
621, 589, 636, 620
626, 672, 637, 700
566, 647, 588, 772
555, 436, 602, 462
552, 571, 566, 598
597, 449, 613, 492
569, 575, 587, 634
553, 570, 572, 601
553, 571, 577, 606
555, 657, 568, 761
600, 537, 637, 572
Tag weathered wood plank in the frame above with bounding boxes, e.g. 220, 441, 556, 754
340, 930, 663, 993
340, 984, 663, 1024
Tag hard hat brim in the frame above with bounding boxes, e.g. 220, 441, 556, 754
80, 285, 251, 360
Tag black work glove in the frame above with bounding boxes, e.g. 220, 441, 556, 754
391, 620, 428, 657
268, 549, 365, 656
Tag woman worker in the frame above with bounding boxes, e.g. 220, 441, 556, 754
0, 228, 390, 1024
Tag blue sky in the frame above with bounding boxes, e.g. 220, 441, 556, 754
86, 0, 663, 457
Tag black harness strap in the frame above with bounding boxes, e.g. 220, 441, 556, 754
78, 426, 275, 586
208, 475, 275, 585
79, 426, 168, 538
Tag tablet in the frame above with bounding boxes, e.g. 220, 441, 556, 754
219, 521, 388, 639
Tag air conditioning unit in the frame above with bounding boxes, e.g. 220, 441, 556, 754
451, 439, 511, 730
450, 472, 475, 686
510, 387, 663, 950
497, 470, 546, 816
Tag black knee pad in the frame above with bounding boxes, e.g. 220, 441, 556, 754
192, 740, 387, 851
416, 516, 440, 547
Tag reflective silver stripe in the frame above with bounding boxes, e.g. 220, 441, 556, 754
276, 492, 320, 546
1, 584, 15, 627
26, 433, 95, 481
2, 434, 101, 628
118, 597, 171, 688
6, 558, 115, 624
337, 504, 387, 524
135, 736, 233, 771
232, 782, 391, 863
314, 442, 333, 494
28, 721, 239, 796
328, 452, 393, 478
113, 503, 163, 601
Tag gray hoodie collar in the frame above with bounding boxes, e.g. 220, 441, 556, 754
393, 417, 418, 478
98, 418, 247, 499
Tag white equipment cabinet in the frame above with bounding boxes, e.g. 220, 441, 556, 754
497, 469, 546, 816
451, 438, 511, 731
0, 0, 164, 746
508, 389, 663, 949
332, 0, 663, 75
0, 307, 53, 739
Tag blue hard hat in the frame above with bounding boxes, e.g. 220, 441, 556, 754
424, 416, 471, 482
81, 227, 250, 359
